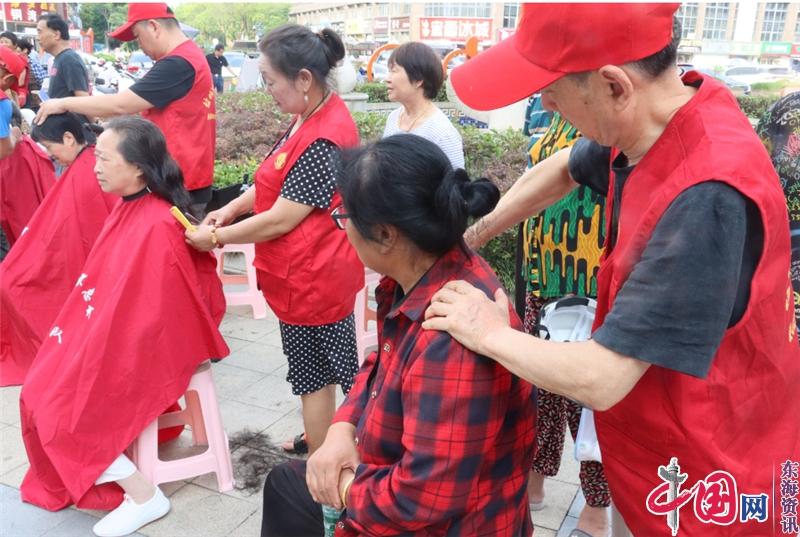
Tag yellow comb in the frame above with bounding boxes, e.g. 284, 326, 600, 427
170, 206, 197, 232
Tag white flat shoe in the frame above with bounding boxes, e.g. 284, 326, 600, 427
93, 487, 170, 537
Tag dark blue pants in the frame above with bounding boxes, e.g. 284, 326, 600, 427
262, 460, 324, 537
213, 74, 224, 93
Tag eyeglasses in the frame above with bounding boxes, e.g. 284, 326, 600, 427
331, 205, 349, 230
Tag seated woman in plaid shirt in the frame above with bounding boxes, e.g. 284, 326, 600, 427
261, 134, 537, 537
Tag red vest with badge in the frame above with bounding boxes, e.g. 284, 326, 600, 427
593, 72, 800, 535
253, 93, 364, 325
142, 40, 214, 191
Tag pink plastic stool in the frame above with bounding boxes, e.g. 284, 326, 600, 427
214, 243, 268, 319
354, 269, 381, 365
129, 361, 234, 491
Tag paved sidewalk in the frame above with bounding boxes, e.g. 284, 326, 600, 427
1, 304, 593, 537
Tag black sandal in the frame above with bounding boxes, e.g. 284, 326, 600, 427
281, 432, 308, 454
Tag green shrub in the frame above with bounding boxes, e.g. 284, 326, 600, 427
214, 158, 259, 188
355, 81, 448, 103
94, 52, 116, 62
750, 80, 792, 93
355, 82, 389, 103
478, 228, 518, 294
458, 126, 528, 294
737, 95, 778, 120
215, 92, 289, 162
459, 125, 528, 194
353, 111, 388, 143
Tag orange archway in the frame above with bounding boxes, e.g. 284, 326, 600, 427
367, 43, 399, 82
441, 37, 479, 77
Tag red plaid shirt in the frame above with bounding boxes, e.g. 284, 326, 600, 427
333, 246, 536, 536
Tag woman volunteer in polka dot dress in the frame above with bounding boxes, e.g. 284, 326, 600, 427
186, 24, 364, 455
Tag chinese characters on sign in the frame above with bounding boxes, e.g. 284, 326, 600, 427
390, 16, 410, 32
781, 460, 799, 535
419, 17, 492, 43
2, 3, 56, 24
645, 457, 771, 535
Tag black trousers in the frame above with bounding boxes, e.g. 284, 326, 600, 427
262, 460, 325, 537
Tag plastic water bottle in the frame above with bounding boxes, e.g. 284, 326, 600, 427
322, 505, 342, 537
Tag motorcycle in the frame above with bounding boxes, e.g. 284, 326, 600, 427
93, 59, 136, 94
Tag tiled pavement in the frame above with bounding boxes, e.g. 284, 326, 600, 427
1, 303, 595, 537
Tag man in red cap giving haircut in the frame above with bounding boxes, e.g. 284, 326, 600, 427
424, 3, 800, 536
35, 3, 215, 216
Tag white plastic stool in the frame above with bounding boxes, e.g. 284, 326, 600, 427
129, 361, 234, 491
354, 269, 381, 365
214, 243, 268, 319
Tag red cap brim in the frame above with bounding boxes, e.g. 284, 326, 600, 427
450, 33, 564, 111
108, 20, 137, 42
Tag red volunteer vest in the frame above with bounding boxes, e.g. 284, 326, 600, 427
141, 40, 215, 191
593, 72, 800, 535
253, 93, 364, 325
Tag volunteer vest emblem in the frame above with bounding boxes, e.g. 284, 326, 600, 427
275, 152, 287, 170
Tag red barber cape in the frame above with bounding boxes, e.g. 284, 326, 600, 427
0, 147, 116, 386
19, 192, 229, 511
0, 135, 56, 246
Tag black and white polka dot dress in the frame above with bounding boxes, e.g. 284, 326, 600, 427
277, 139, 359, 396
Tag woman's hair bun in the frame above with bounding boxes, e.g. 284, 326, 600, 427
318, 28, 345, 67
460, 176, 501, 219
436, 168, 500, 222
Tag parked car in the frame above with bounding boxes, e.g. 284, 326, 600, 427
371, 62, 388, 81
678, 64, 751, 96
445, 55, 466, 76
725, 65, 780, 86
763, 65, 797, 79
126, 51, 154, 78
698, 69, 751, 96
221, 51, 249, 89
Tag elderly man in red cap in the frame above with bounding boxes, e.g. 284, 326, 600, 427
35, 3, 215, 216
425, 3, 799, 536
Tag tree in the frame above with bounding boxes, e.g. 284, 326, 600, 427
175, 3, 290, 48
78, 3, 128, 50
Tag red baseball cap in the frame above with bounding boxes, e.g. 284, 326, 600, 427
0, 46, 25, 91
108, 3, 176, 42
451, 3, 680, 111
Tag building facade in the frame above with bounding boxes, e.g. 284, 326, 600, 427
290, 2, 799, 67
289, 2, 522, 53
676, 2, 799, 66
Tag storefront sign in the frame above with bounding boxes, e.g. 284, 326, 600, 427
729, 42, 762, 56
345, 19, 365, 35
702, 40, 731, 55
373, 16, 388, 36
419, 17, 492, 42
761, 41, 793, 56
2, 2, 57, 25
792, 43, 800, 57
390, 16, 410, 32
